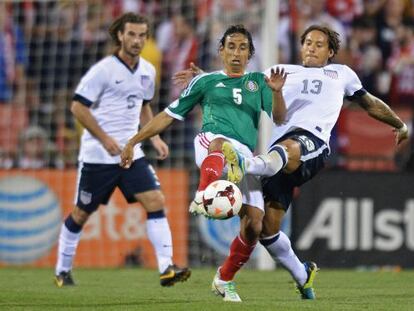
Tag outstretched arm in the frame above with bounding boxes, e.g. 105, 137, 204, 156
120, 111, 174, 168
265, 67, 287, 125
140, 104, 169, 160
355, 92, 408, 145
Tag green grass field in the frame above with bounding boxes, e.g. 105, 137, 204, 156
1, 267, 413, 310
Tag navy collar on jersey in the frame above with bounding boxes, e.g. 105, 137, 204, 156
113, 53, 139, 74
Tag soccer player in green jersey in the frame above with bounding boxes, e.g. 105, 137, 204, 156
174, 24, 409, 301
120, 24, 287, 302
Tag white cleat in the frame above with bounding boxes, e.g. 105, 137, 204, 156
188, 191, 208, 216
211, 268, 242, 302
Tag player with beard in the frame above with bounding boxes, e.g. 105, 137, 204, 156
54, 13, 191, 288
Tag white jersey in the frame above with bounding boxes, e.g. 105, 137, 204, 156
264, 64, 364, 148
74, 55, 156, 164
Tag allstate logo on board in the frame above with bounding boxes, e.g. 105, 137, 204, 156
0, 175, 62, 264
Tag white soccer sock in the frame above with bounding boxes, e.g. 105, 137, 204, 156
146, 216, 173, 273
245, 145, 288, 176
55, 223, 81, 275
261, 231, 307, 286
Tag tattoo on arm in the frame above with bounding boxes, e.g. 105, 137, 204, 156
357, 93, 404, 129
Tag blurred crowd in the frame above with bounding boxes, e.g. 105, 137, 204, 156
0, 0, 413, 170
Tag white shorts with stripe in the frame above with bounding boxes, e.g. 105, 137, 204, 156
194, 132, 264, 211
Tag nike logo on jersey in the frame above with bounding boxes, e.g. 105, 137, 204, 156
215, 82, 226, 88
115, 80, 123, 84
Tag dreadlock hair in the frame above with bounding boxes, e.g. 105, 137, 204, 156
219, 24, 255, 59
108, 13, 149, 47
300, 25, 341, 61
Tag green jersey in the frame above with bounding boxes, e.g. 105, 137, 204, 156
165, 71, 272, 151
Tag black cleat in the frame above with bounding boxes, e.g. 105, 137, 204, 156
160, 264, 191, 287
54, 271, 76, 288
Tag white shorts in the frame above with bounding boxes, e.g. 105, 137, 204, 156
194, 132, 264, 211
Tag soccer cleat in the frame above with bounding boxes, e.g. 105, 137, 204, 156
296, 261, 319, 299
54, 271, 76, 288
211, 268, 242, 302
188, 191, 209, 217
222, 142, 245, 184
160, 264, 191, 287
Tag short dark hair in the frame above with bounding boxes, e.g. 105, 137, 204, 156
219, 24, 255, 59
300, 25, 341, 60
108, 13, 149, 46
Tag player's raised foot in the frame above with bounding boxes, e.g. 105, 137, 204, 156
211, 268, 242, 302
160, 264, 191, 287
189, 190, 208, 217
296, 261, 319, 299
222, 142, 245, 184
54, 271, 76, 288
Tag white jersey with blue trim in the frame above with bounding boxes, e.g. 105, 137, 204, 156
74, 55, 155, 164
264, 64, 364, 148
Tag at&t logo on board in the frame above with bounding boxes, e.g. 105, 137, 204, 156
0, 176, 61, 264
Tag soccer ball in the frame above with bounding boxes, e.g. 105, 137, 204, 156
202, 180, 243, 220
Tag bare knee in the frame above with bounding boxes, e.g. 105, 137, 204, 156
208, 138, 226, 153
71, 206, 90, 226
279, 140, 302, 173
136, 190, 165, 212
245, 217, 263, 239
148, 192, 165, 210
241, 207, 264, 243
